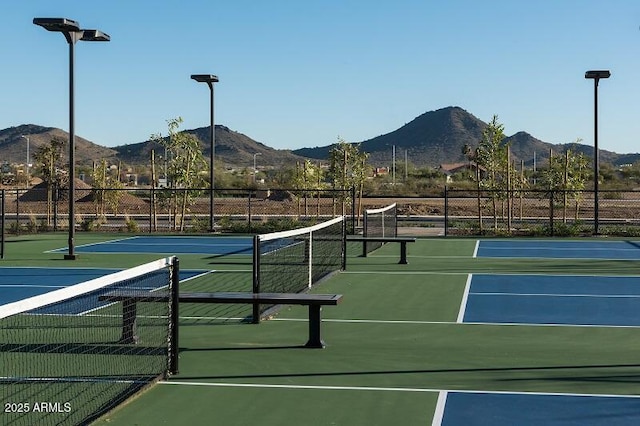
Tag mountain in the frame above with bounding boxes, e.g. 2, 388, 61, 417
293, 106, 640, 168
3, 107, 640, 171
112, 125, 305, 168
0, 124, 118, 165
0, 124, 304, 169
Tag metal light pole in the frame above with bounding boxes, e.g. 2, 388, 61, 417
34, 18, 110, 260
20, 135, 29, 187
585, 70, 610, 235
253, 153, 262, 183
191, 74, 219, 232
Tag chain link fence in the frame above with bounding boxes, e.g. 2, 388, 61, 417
1, 187, 355, 235
443, 188, 640, 236
5, 186, 640, 238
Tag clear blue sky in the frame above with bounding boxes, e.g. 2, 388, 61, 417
2, 1, 640, 154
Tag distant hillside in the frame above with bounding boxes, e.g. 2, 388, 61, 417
0, 124, 118, 165
3, 107, 640, 172
293, 106, 640, 168
113, 125, 305, 168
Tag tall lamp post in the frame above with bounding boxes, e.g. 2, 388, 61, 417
191, 74, 219, 232
20, 135, 30, 187
253, 152, 262, 183
585, 70, 611, 235
34, 17, 110, 260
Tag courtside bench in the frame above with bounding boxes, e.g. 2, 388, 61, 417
348, 236, 416, 264
99, 291, 343, 349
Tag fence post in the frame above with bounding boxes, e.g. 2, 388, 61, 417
351, 186, 356, 234
1, 189, 4, 259
15, 188, 19, 230
248, 190, 252, 233
549, 190, 555, 237
444, 186, 449, 237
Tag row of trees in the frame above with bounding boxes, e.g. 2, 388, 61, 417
461, 115, 591, 231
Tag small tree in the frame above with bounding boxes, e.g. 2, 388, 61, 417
475, 115, 509, 230
151, 117, 207, 231
91, 159, 124, 218
328, 138, 368, 219
32, 137, 66, 226
541, 140, 589, 222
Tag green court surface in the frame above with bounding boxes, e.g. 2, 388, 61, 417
3, 233, 640, 425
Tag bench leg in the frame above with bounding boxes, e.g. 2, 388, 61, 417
305, 305, 325, 348
399, 242, 408, 264
119, 300, 139, 344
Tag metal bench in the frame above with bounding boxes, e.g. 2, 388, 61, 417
348, 236, 416, 264
99, 291, 343, 349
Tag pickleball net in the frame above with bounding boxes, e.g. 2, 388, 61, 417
363, 202, 397, 253
0, 257, 178, 426
253, 216, 345, 317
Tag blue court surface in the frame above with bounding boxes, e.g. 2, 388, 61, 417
48, 236, 254, 255
436, 391, 640, 425
0, 267, 205, 307
461, 274, 640, 326
476, 240, 640, 260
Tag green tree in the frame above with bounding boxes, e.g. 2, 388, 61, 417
541, 142, 590, 222
151, 117, 208, 231
328, 138, 368, 218
475, 115, 509, 230
91, 159, 124, 218
32, 137, 66, 226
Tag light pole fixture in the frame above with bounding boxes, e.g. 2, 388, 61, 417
585, 69, 610, 235
20, 135, 30, 187
253, 152, 262, 183
191, 74, 219, 232
34, 17, 110, 260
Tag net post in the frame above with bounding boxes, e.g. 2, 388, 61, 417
342, 215, 347, 271
252, 235, 261, 324
307, 230, 312, 289
169, 256, 180, 375
362, 211, 368, 257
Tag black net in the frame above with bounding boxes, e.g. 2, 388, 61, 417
363, 203, 397, 253
255, 217, 345, 299
0, 257, 177, 426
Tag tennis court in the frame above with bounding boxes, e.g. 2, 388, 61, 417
3, 232, 640, 425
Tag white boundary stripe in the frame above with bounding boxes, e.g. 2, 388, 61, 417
159, 381, 640, 400
0, 256, 174, 320
44, 236, 140, 253
160, 381, 436, 393
457, 274, 472, 323
268, 317, 640, 329
258, 216, 344, 242
472, 240, 480, 258
470, 292, 640, 299
432, 391, 447, 426
364, 203, 396, 215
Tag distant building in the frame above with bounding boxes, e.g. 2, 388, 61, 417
439, 162, 486, 182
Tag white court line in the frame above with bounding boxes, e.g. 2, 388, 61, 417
221, 316, 640, 329
44, 236, 140, 253
457, 274, 472, 323
470, 292, 640, 299
472, 240, 479, 258
432, 391, 447, 426
158, 381, 640, 400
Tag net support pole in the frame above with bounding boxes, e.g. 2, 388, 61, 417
252, 235, 261, 324
169, 256, 180, 375
307, 231, 312, 288
341, 216, 347, 271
